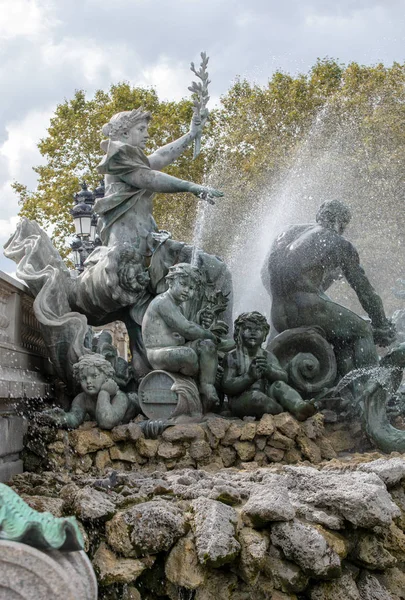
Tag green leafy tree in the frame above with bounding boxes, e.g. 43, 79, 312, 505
13, 83, 209, 257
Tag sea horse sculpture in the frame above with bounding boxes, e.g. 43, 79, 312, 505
0, 483, 84, 551
359, 343, 405, 453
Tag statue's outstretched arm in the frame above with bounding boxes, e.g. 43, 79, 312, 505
48, 393, 87, 429
343, 252, 388, 328
148, 114, 207, 170
120, 168, 222, 200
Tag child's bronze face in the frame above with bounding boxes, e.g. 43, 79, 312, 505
169, 275, 196, 303
240, 322, 265, 349
79, 367, 106, 396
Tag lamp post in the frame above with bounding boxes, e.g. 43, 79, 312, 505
70, 181, 103, 273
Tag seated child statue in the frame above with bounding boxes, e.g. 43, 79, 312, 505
221, 312, 315, 421
41, 354, 139, 429
142, 263, 228, 412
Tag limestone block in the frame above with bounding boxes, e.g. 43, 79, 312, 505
165, 533, 206, 589
111, 423, 143, 443
205, 417, 230, 441
194, 570, 238, 600
269, 431, 295, 449
234, 441, 256, 461
189, 440, 212, 461
318, 436, 338, 460
358, 458, 405, 487
136, 437, 159, 458
271, 520, 342, 579
21, 495, 64, 517
241, 477, 295, 526
239, 422, 256, 441
95, 449, 112, 471
191, 497, 240, 567
357, 572, 392, 600
93, 542, 148, 585
351, 533, 397, 569
122, 587, 141, 600
256, 414, 275, 436
285, 466, 400, 529
300, 414, 325, 439
221, 422, 243, 445
106, 500, 186, 557
309, 570, 360, 600
264, 446, 285, 462
255, 436, 267, 450
327, 429, 356, 453
218, 445, 237, 467
158, 441, 186, 459
73, 487, 116, 521
209, 484, 243, 506
284, 448, 302, 464
296, 434, 322, 463
264, 546, 309, 593
69, 428, 113, 455
110, 443, 140, 463
238, 527, 268, 584
377, 567, 405, 599
162, 424, 205, 442
274, 413, 301, 439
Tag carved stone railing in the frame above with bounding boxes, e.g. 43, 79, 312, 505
0, 270, 52, 482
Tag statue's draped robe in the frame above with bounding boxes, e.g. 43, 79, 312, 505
3, 218, 90, 390
96, 141, 157, 252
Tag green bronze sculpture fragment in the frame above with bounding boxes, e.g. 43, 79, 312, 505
0, 483, 84, 551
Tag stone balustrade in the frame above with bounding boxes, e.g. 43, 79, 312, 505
0, 270, 52, 482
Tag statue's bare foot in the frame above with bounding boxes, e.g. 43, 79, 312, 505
295, 400, 317, 421
199, 384, 220, 413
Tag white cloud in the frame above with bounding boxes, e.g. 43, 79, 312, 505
0, 108, 51, 182
0, 0, 59, 41
0, 214, 20, 245
139, 57, 192, 101
40, 37, 134, 85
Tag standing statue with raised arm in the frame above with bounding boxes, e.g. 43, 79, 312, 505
95, 107, 221, 254
262, 200, 395, 375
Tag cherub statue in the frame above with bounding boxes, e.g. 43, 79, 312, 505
41, 354, 139, 429
221, 312, 315, 421
142, 263, 228, 412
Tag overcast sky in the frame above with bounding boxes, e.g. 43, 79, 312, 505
1, 0, 404, 275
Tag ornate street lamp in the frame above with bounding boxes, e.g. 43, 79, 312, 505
69, 180, 104, 272
70, 237, 83, 271
70, 182, 94, 238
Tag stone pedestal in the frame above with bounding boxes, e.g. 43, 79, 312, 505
0, 271, 53, 482
0, 541, 97, 600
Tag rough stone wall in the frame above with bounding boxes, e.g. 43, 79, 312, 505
9, 456, 405, 600
23, 413, 373, 476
